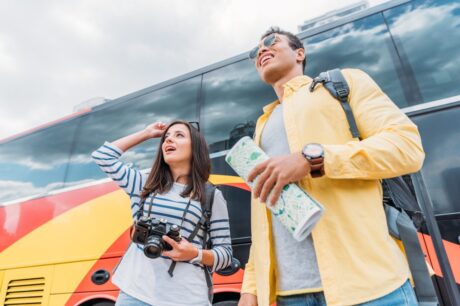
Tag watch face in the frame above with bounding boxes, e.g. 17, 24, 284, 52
304, 143, 324, 159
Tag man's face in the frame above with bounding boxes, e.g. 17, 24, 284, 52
253, 34, 304, 84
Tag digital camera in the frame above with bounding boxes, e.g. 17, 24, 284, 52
131, 217, 181, 258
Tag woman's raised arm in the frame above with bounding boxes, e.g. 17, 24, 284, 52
112, 122, 167, 152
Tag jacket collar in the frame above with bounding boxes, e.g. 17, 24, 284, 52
262, 75, 312, 114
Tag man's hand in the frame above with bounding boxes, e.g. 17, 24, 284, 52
161, 236, 197, 261
248, 152, 310, 206
238, 293, 258, 306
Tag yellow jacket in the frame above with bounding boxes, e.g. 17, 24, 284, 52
240, 69, 425, 306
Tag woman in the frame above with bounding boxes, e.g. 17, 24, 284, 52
91, 121, 232, 306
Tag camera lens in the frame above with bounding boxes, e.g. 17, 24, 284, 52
144, 236, 163, 258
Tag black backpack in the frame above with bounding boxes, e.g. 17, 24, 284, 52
309, 69, 438, 305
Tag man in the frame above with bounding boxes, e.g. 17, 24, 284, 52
238, 27, 424, 306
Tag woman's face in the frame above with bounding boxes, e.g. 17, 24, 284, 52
161, 123, 192, 166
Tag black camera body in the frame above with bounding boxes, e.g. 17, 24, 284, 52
131, 216, 181, 258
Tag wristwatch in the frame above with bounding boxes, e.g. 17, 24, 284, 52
190, 247, 202, 264
301, 143, 325, 178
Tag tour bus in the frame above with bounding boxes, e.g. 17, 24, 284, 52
1, 0, 459, 305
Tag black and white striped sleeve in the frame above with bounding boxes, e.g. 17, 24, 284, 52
91, 141, 143, 201
209, 189, 233, 272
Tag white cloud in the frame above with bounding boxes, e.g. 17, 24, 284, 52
0, 0, 368, 140
390, 2, 460, 36
15, 158, 54, 170
0, 180, 46, 203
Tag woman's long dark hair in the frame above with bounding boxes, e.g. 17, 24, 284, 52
140, 120, 211, 205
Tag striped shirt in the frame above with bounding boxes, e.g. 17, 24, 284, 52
92, 142, 232, 306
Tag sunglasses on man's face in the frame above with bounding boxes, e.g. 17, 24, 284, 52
188, 121, 200, 131
249, 34, 277, 61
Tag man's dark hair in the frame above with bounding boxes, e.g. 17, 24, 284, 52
261, 26, 306, 71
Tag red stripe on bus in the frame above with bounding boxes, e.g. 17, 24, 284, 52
0, 182, 119, 252
225, 182, 251, 192
420, 233, 460, 284
65, 228, 131, 306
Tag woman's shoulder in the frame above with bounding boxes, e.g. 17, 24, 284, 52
210, 187, 227, 210
213, 187, 224, 200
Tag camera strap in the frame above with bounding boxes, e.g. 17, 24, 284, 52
179, 199, 193, 228
146, 192, 157, 218
167, 197, 193, 277
136, 191, 158, 220
167, 183, 216, 303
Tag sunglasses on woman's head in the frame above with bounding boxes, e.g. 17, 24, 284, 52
249, 33, 277, 60
188, 121, 200, 131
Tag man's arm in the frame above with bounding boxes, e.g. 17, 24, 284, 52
323, 69, 425, 179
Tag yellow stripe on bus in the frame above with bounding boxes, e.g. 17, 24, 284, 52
209, 174, 245, 185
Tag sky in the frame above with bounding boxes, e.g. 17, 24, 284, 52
0, 0, 385, 140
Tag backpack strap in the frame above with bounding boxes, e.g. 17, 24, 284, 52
309, 69, 361, 139
188, 183, 215, 245
201, 183, 216, 302
395, 208, 438, 305
167, 183, 216, 303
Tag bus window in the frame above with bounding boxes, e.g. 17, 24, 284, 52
0, 121, 78, 203
65, 76, 201, 185
384, 0, 460, 103
201, 59, 276, 246
201, 59, 275, 152
410, 106, 460, 216
303, 12, 410, 108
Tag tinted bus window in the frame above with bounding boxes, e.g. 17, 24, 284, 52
65, 77, 201, 185
201, 59, 276, 243
0, 121, 78, 203
201, 59, 275, 151
384, 0, 460, 103
303, 13, 409, 108
411, 105, 460, 216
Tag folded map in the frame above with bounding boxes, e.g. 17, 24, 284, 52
225, 136, 324, 241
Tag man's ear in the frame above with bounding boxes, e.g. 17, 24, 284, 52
296, 48, 305, 65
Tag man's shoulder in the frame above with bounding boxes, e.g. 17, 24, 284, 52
305, 68, 372, 92
340, 68, 374, 86
340, 68, 367, 78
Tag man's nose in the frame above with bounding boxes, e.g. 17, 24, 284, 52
257, 46, 269, 61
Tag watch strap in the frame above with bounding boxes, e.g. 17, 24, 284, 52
309, 157, 325, 178
191, 248, 202, 264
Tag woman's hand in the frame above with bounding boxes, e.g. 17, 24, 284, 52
144, 122, 167, 139
110, 122, 167, 154
162, 236, 198, 262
